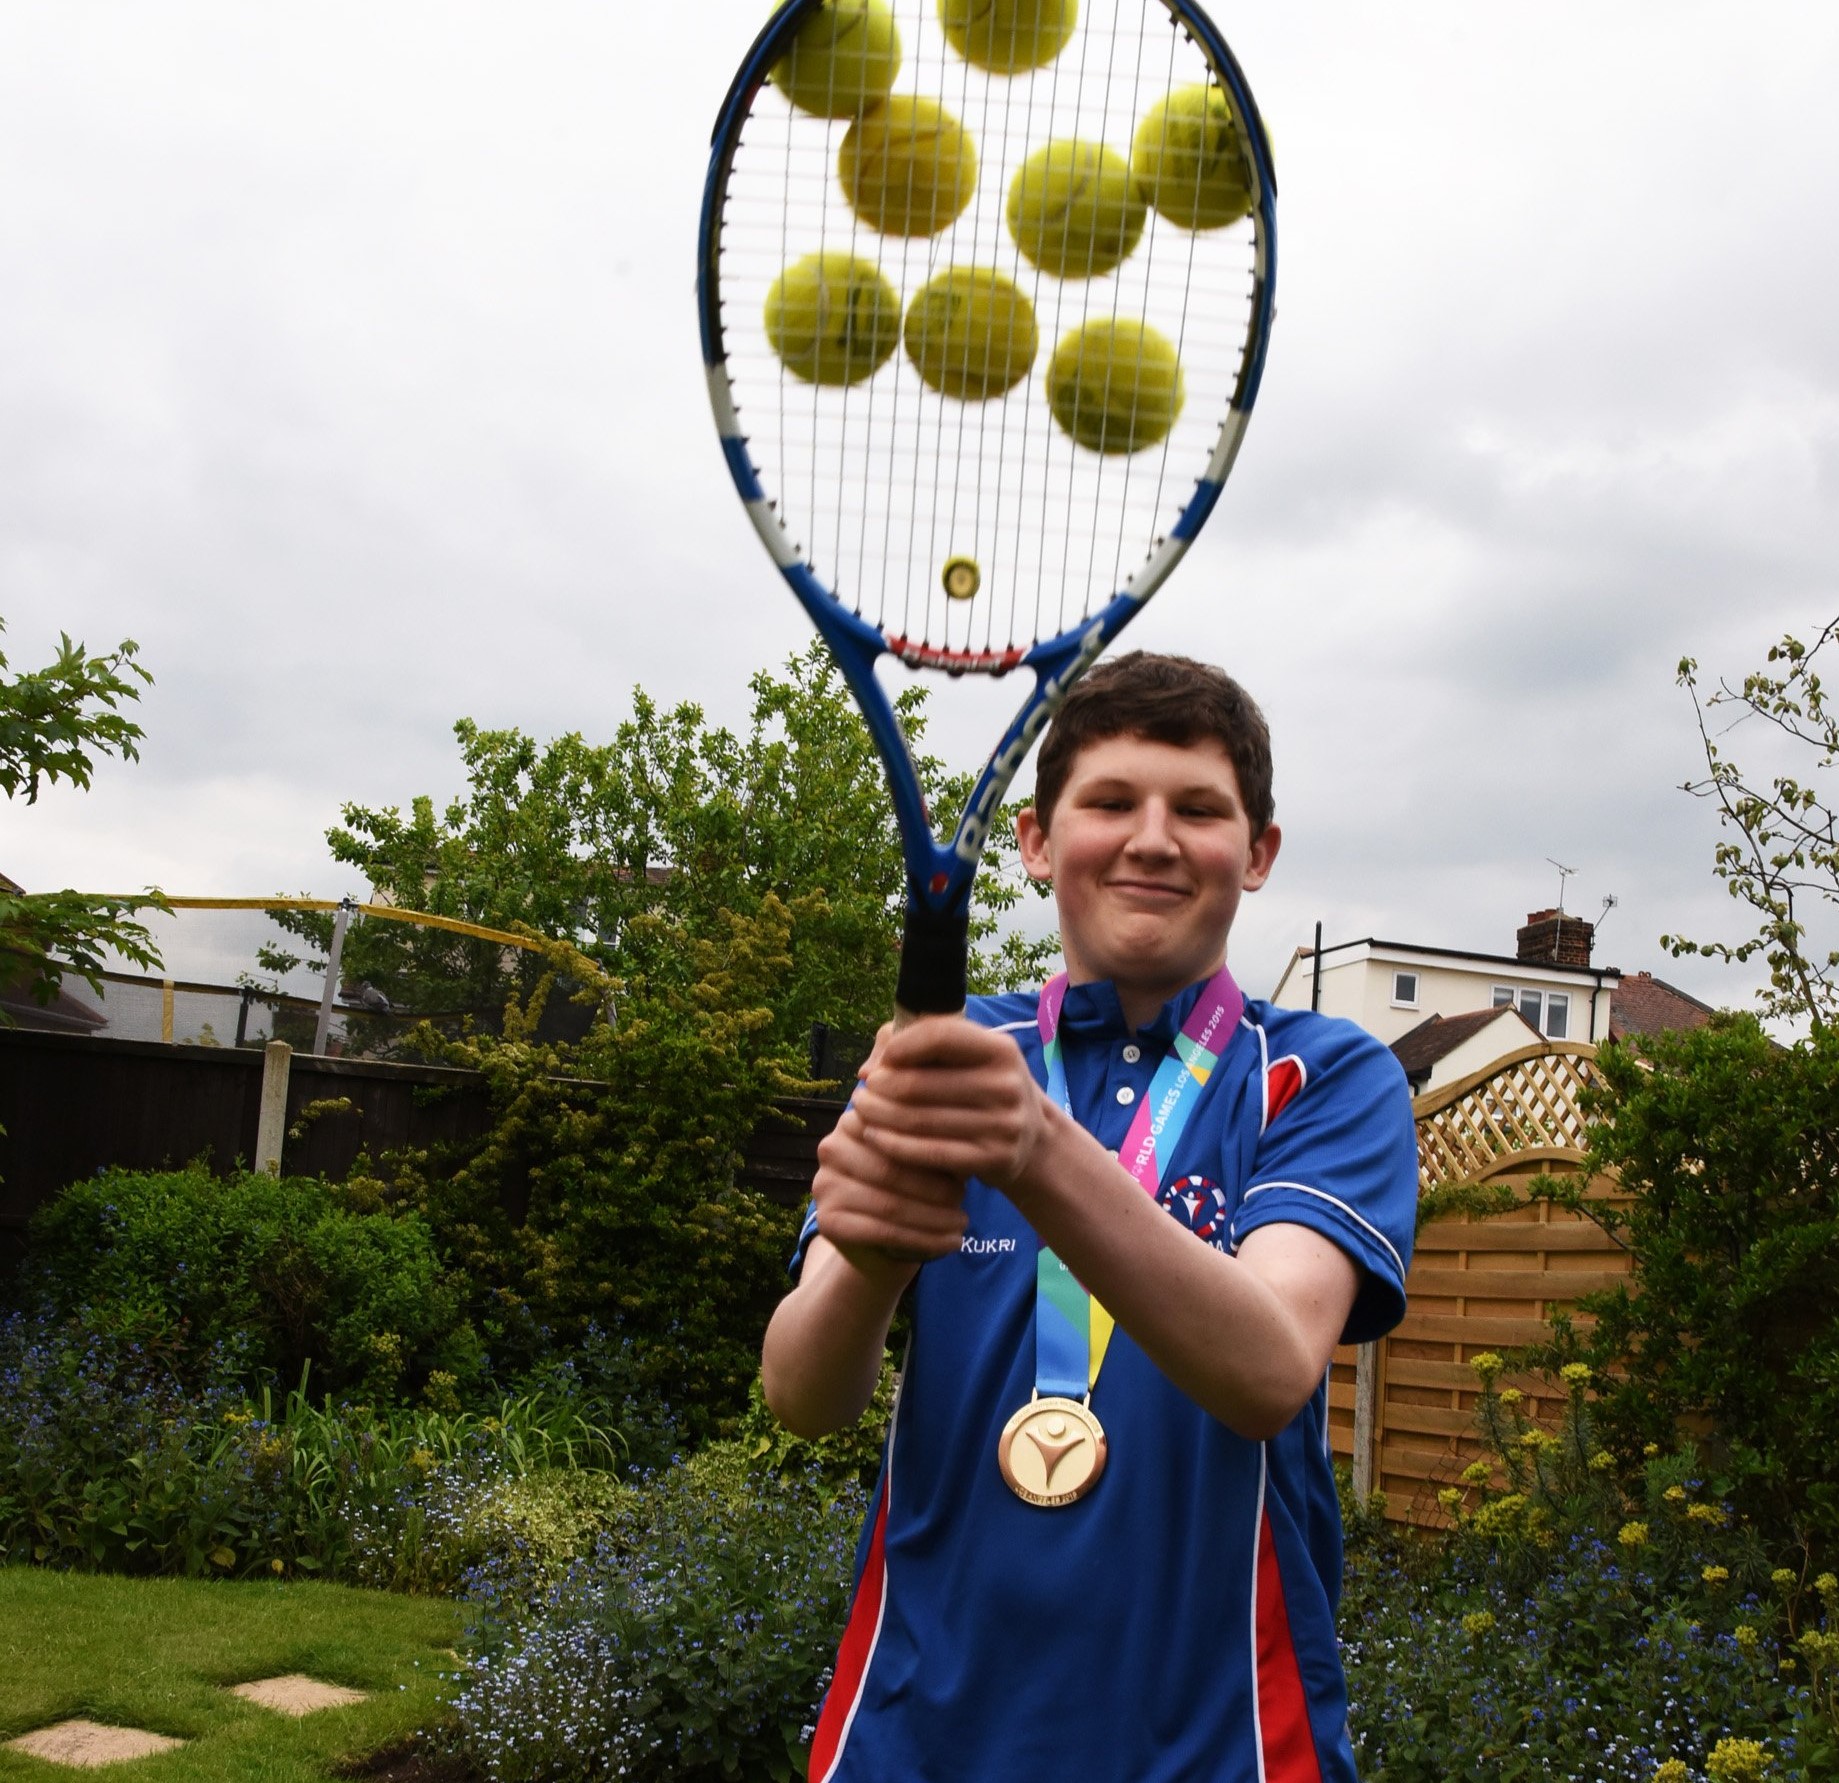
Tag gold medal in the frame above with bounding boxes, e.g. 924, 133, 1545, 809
997, 1395, 1108, 1507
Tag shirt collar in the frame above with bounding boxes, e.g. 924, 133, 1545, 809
1056, 977, 1212, 1045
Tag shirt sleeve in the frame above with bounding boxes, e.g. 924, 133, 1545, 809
1228, 1015, 1419, 1345
789, 1198, 821, 1282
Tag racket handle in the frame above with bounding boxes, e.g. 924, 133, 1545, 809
893, 900, 969, 1023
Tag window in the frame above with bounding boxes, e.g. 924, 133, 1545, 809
1494, 984, 1570, 1038
1391, 971, 1419, 1008
1546, 993, 1569, 1039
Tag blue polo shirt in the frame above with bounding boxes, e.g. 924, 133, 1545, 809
795, 981, 1418, 1783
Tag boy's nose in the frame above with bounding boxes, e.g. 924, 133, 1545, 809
1127, 800, 1179, 856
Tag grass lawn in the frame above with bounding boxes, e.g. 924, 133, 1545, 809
0, 1568, 465, 1781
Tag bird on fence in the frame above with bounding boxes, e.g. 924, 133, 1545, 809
338, 981, 395, 1015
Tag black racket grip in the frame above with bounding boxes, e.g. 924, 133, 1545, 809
894, 900, 969, 1021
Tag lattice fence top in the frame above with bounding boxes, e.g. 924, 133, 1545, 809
1412, 1042, 1601, 1194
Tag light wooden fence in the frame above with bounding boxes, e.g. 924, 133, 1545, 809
1328, 1042, 1630, 1524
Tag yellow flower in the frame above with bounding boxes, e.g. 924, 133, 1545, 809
1437, 1487, 1463, 1512
1461, 1609, 1496, 1638
1651, 1763, 1690, 1783
407, 1447, 436, 1475
1686, 1502, 1723, 1526
1643, 1442, 1661, 1458
1618, 1521, 1649, 1549
1800, 1629, 1839, 1668
1461, 1461, 1493, 1486
1816, 1571, 1838, 1597
1560, 1362, 1592, 1387
1771, 1568, 1797, 1590
1588, 1449, 1615, 1472
1705, 1735, 1772, 1782
1498, 1387, 1525, 1407
1470, 1351, 1504, 1384
1702, 1565, 1730, 1586
269, 1558, 285, 1576
1518, 1429, 1547, 1449
1734, 1624, 1759, 1651
1664, 1484, 1688, 1503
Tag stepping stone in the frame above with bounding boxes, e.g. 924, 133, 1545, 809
229, 1673, 368, 1716
5, 1719, 186, 1767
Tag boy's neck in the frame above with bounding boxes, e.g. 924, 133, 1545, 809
1070, 961, 1229, 1034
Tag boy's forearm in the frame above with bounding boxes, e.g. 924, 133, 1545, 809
761, 1237, 912, 1439
1005, 1103, 1355, 1441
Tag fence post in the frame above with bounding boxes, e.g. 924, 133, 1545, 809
312, 898, 354, 1057
1352, 1339, 1379, 1502
161, 978, 175, 1044
255, 1041, 291, 1175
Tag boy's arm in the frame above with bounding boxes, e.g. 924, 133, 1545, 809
847, 1018, 1366, 1442
760, 1094, 967, 1439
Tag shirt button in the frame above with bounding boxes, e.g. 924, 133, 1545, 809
1115, 1085, 1136, 1105
1122, 1044, 1142, 1063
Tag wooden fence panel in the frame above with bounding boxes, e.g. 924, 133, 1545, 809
1330, 1043, 1630, 1524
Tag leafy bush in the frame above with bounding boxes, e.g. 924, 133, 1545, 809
1528, 1015, 1839, 1550
22, 1164, 482, 1402
451, 1443, 866, 1782
1340, 1360, 1839, 1781
0, 1308, 617, 1588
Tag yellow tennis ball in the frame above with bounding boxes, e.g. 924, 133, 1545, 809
939, 0, 1077, 75
1006, 139, 1146, 280
839, 96, 977, 237
767, 0, 902, 119
1045, 318, 1184, 454
1131, 83, 1262, 231
764, 252, 902, 386
903, 266, 1039, 401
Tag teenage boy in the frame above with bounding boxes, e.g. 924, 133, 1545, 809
763, 653, 1418, 1783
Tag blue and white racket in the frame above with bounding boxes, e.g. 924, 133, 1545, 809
699, 0, 1276, 1019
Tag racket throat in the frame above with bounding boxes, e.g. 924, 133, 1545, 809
894, 898, 971, 1021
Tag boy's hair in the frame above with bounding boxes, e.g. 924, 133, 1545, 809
1031, 652, 1275, 836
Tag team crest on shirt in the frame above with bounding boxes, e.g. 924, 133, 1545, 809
1158, 1174, 1230, 1248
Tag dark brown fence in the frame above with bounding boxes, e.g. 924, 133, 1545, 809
0, 1029, 841, 1270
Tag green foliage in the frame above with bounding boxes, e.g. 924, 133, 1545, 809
737, 1358, 895, 1492
1341, 1362, 1839, 1781
0, 616, 166, 1012
347, 929, 808, 1443
452, 1444, 866, 1782
0, 1307, 620, 1588
1523, 1015, 1839, 1550
23, 1164, 483, 1402
1666, 618, 1838, 1031
262, 643, 1052, 1029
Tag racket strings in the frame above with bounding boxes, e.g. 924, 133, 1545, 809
722, 0, 1261, 669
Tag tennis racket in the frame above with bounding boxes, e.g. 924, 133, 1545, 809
699, 0, 1276, 1021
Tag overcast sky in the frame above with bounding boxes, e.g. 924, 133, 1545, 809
4, 0, 1835, 1015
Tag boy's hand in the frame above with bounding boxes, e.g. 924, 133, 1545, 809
813, 1092, 970, 1274
849, 1016, 1053, 1196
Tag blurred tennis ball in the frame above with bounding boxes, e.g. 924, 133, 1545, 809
767, 0, 902, 119
904, 266, 1039, 400
1006, 139, 1146, 280
1045, 318, 1184, 453
764, 252, 903, 386
939, 0, 1077, 75
839, 96, 977, 236
1131, 83, 1264, 231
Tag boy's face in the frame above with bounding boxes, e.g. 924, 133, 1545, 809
1016, 732, 1281, 1013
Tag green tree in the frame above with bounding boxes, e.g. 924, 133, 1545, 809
266, 643, 1052, 1042
1666, 616, 1837, 1032
0, 618, 166, 1011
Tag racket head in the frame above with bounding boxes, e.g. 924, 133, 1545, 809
699, 0, 1276, 955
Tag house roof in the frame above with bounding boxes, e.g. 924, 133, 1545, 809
0, 963, 107, 1034
1310, 936, 1622, 980
1389, 1005, 1540, 1080
1608, 970, 1717, 1040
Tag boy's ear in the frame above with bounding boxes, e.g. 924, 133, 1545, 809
1015, 806, 1053, 883
1244, 822, 1282, 893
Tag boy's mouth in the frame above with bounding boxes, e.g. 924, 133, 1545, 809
1106, 878, 1190, 904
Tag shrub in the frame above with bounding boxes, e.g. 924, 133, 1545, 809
451, 1444, 866, 1782
0, 1308, 618, 1587
21, 1164, 482, 1402
1528, 1015, 1839, 1550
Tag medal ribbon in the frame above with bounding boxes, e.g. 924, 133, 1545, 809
1033, 966, 1244, 1399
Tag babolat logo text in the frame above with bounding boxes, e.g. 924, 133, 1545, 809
952, 619, 1109, 864
960, 1235, 1018, 1257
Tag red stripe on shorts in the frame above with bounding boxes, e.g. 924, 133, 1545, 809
807, 1477, 890, 1783
1255, 1507, 1322, 1782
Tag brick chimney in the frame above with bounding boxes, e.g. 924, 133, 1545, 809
1517, 908, 1594, 967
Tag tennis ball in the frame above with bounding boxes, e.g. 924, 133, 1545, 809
1131, 83, 1262, 231
767, 0, 902, 119
939, 0, 1078, 75
903, 266, 1039, 401
1045, 318, 1184, 454
1006, 138, 1146, 280
764, 252, 902, 386
839, 96, 977, 237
